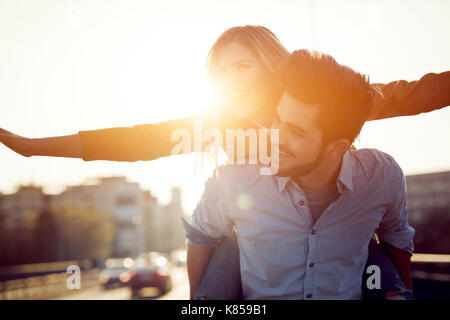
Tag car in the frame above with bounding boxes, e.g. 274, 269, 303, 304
99, 257, 134, 289
126, 254, 172, 298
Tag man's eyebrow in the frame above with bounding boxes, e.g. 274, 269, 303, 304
275, 109, 308, 136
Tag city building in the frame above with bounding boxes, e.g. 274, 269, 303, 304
0, 185, 46, 228
406, 171, 450, 224
147, 187, 187, 253
0, 177, 187, 258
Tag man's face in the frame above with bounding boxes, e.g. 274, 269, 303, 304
273, 91, 326, 177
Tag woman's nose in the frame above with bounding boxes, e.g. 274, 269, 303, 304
223, 68, 243, 88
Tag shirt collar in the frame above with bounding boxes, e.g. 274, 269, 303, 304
275, 150, 365, 194
275, 176, 291, 193
337, 150, 354, 192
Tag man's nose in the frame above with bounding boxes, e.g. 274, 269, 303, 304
278, 126, 290, 147
277, 128, 287, 146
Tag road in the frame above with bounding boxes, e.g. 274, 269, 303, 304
55, 266, 189, 300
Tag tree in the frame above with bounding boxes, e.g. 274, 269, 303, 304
0, 206, 11, 265
33, 195, 59, 263
0, 201, 39, 265
54, 203, 116, 261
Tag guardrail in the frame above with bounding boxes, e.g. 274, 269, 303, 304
0, 268, 100, 300
411, 253, 450, 283
412, 253, 450, 263
1, 253, 449, 300
0, 259, 100, 300
0, 259, 95, 282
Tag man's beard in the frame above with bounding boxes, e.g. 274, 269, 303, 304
276, 147, 326, 178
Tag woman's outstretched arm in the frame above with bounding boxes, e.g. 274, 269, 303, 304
0, 116, 200, 161
368, 71, 450, 120
1, 115, 200, 161
0, 128, 83, 158
78, 116, 197, 162
1, 109, 252, 162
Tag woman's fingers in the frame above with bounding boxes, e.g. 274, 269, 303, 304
0, 127, 13, 135
0, 128, 27, 142
0, 127, 19, 138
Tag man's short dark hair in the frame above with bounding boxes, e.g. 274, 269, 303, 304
284, 49, 374, 146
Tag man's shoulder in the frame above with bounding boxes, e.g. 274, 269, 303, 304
350, 148, 404, 181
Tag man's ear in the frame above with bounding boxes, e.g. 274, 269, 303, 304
326, 139, 351, 157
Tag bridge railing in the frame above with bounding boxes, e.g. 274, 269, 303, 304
0, 260, 100, 300
1, 254, 449, 300
411, 253, 450, 282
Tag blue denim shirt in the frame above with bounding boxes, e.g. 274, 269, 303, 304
183, 148, 415, 300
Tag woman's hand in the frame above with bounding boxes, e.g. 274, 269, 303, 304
0, 128, 83, 159
0, 127, 35, 157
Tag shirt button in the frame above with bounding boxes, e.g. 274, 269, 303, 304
298, 200, 305, 206
309, 263, 314, 268
306, 294, 312, 299
311, 229, 316, 235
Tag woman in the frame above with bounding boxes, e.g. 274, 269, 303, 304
1, 25, 449, 300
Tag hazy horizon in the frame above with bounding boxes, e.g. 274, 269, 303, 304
1, 0, 449, 213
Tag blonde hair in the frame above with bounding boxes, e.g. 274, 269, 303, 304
198, 26, 291, 171
206, 25, 291, 80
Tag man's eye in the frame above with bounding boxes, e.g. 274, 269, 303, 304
289, 127, 306, 137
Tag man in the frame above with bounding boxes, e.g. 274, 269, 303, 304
184, 49, 415, 299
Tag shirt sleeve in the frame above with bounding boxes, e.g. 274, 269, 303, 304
78, 117, 195, 162
368, 71, 450, 121
185, 169, 234, 245
181, 217, 219, 246
78, 106, 256, 162
377, 165, 415, 255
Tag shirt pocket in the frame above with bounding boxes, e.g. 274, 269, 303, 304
237, 225, 299, 287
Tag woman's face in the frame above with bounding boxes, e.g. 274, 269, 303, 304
212, 41, 277, 124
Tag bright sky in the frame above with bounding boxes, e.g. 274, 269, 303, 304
1, 0, 449, 213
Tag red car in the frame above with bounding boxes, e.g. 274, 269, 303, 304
126, 253, 172, 298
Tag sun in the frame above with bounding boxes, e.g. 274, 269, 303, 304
117, 36, 219, 124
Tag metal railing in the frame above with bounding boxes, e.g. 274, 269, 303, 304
1, 253, 449, 300
0, 260, 100, 300
0, 268, 100, 300
411, 253, 450, 282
